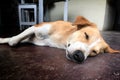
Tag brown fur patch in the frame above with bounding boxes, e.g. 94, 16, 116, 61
73, 16, 97, 30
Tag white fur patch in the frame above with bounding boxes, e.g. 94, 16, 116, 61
84, 38, 101, 59
34, 24, 51, 40
89, 38, 101, 49
35, 24, 51, 35
67, 42, 88, 54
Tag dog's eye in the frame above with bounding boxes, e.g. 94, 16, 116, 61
68, 44, 71, 47
84, 32, 89, 40
92, 50, 97, 54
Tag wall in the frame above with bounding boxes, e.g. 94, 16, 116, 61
49, 0, 106, 30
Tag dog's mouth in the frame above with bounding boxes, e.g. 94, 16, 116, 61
66, 50, 85, 63
66, 50, 73, 60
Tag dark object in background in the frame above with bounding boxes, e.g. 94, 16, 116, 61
0, 0, 20, 37
107, 0, 120, 31
113, 0, 120, 31
0, 0, 66, 37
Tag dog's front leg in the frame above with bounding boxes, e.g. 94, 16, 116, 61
0, 26, 35, 46
8, 26, 35, 46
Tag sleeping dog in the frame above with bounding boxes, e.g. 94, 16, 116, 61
0, 16, 119, 63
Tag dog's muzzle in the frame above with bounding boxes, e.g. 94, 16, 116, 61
66, 50, 85, 63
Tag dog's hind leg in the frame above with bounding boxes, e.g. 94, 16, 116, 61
0, 26, 35, 46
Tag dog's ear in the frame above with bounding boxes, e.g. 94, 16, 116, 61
104, 45, 120, 54
73, 16, 96, 30
73, 16, 90, 25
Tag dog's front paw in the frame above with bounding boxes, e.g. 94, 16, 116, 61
8, 37, 19, 46
0, 38, 10, 44
0, 38, 3, 43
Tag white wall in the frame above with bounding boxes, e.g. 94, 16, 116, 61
49, 0, 106, 31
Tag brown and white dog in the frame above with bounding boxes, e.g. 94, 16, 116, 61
0, 16, 119, 63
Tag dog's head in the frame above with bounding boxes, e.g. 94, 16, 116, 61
66, 16, 120, 63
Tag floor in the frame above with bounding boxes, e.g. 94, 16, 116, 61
0, 31, 120, 80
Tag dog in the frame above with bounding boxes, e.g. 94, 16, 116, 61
0, 16, 119, 63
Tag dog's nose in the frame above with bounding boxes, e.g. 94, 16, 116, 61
73, 50, 85, 63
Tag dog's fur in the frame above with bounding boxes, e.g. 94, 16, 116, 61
0, 16, 119, 63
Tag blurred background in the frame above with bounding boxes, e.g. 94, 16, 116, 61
0, 0, 120, 37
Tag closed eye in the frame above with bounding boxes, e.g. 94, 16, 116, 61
68, 43, 71, 47
84, 32, 89, 40
92, 50, 97, 54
